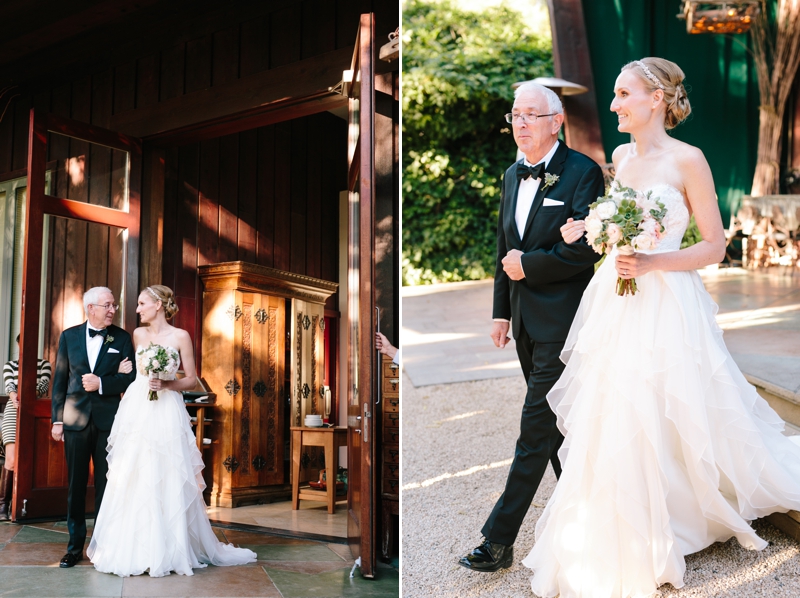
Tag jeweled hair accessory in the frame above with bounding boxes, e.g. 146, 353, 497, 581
146, 287, 160, 301
635, 60, 666, 91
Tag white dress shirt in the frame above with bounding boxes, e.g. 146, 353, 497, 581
514, 140, 560, 238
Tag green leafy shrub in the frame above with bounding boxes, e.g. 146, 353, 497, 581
680, 215, 702, 248
402, 0, 553, 284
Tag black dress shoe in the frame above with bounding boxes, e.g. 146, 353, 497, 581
59, 552, 82, 568
458, 539, 513, 572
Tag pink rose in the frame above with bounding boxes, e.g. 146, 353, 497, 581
606, 223, 622, 244
632, 232, 655, 251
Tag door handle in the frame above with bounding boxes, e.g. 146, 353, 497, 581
375, 306, 381, 406
363, 402, 370, 443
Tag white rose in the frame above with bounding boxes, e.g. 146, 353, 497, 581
606, 223, 622, 244
151, 359, 160, 370
632, 233, 655, 250
595, 201, 617, 220
585, 217, 603, 238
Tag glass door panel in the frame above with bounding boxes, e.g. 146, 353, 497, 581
47, 131, 129, 211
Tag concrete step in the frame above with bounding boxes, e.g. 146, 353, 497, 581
748, 374, 800, 541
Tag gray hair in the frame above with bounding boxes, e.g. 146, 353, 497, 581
83, 287, 113, 315
514, 82, 563, 114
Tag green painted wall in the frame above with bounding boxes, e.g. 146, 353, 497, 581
581, 0, 761, 224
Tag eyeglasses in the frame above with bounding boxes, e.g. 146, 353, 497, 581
91, 303, 119, 311
504, 112, 557, 124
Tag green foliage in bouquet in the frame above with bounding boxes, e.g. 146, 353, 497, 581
402, 0, 553, 284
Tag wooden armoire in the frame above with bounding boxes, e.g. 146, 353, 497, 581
198, 261, 337, 507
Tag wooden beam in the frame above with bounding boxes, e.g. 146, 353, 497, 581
146, 92, 347, 148
110, 46, 352, 140
547, 0, 606, 165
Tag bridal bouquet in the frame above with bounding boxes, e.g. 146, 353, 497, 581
585, 182, 667, 296
135, 343, 180, 401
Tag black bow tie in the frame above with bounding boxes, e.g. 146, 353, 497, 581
516, 161, 545, 182
89, 328, 108, 338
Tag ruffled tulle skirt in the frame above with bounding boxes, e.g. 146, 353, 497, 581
87, 374, 256, 577
522, 255, 800, 598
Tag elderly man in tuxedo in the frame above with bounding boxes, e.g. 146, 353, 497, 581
51, 287, 136, 568
459, 82, 604, 572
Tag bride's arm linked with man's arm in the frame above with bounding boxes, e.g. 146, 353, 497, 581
562, 147, 727, 278
518, 165, 606, 286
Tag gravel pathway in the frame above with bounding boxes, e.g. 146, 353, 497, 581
402, 374, 800, 598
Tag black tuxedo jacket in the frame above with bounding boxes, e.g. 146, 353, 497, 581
493, 142, 605, 343
51, 322, 136, 431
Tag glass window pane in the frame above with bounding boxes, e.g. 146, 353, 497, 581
41, 216, 127, 371
47, 131, 129, 211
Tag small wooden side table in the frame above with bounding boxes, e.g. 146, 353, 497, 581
291, 426, 347, 514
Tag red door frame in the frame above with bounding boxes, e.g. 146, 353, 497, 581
15, 109, 141, 520
346, 12, 377, 578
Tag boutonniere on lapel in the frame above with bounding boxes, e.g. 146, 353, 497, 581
104, 335, 114, 345
542, 173, 560, 191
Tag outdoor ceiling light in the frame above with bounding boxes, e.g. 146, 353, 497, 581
677, 0, 761, 34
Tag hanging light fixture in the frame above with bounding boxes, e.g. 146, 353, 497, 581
677, 1, 761, 34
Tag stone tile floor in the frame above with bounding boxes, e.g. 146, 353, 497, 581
0, 521, 398, 597
402, 267, 800, 395
207, 499, 347, 540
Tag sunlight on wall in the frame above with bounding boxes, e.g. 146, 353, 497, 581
66, 156, 85, 187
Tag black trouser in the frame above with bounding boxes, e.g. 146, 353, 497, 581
481, 328, 565, 546
64, 418, 110, 555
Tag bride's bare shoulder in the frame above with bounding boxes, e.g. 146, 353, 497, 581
671, 142, 710, 181
670, 139, 706, 162
170, 327, 192, 346
611, 143, 632, 167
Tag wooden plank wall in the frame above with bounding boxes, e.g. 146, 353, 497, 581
161, 113, 347, 354
0, 0, 396, 175
0, 0, 395, 351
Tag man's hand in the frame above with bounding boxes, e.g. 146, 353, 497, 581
82, 373, 100, 392
490, 321, 510, 349
118, 357, 133, 374
51, 423, 64, 442
560, 218, 586, 244
502, 249, 525, 281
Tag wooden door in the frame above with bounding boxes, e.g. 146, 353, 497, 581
290, 299, 327, 485
346, 13, 377, 578
234, 291, 286, 490
15, 109, 140, 520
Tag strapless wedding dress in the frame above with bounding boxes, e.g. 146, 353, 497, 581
87, 350, 256, 577
522, 184, 800, 598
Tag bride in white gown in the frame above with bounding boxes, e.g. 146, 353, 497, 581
522, 57, 800, 598
88, 285, 256, 577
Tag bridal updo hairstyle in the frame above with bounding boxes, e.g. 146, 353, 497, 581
622, 57, 691, 130
145, 285, 179, 320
